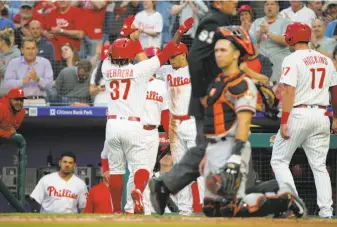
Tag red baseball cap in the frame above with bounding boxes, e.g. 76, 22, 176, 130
8, 88, 27, 99
238, 5, 253, 15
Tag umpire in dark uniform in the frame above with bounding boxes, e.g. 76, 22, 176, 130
149, 0, 246, 215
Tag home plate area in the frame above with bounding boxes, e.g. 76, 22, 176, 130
0, 214, 336, 227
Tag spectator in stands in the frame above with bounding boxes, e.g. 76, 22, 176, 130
89, 42, 110, 107
323, 1, 337, 28
240, 36, 272, 85
73, 0, 108, 59
0, 1, 15, 30
29, 20, 56, 66
238, 4, 254, 32
307, 0, 323, 19
250, 0, 291, 82
280, 0, 316, 27
310, 18, 336, 59
170, 0, 208, 48
134, 0, 163, 48
53, 59, 92, 105
1, 4, 9, 19
155, 1, 173, 47
55, 42, 101, 79
104, 0, 140, 43
12, 1, 40, 38
0, 27, 20, 87
84, 167, 113, 214
44, 1, 85, 61
4, 37, 53, 106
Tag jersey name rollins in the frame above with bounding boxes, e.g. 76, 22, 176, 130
167, 74, 191, 87
47, 186, 78, 199
105, 68, 134, 79
303, 55, 328, 66
146, 91, 163, 102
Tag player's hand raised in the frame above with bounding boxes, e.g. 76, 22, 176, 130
120, 15, 138, 37
280, 124, 290, 140
177, 17, 194, 35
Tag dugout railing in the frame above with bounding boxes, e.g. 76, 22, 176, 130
0, 134, 26, 212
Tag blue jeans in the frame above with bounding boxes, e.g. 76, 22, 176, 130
80, 36, 101, 60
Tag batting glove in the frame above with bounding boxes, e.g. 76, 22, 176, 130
120, 15, 138, 37
177, 17, 194, 35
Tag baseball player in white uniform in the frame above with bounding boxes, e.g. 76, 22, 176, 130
156, 42, 204, 216
99, 29, 183, 214
30, 152, 88, 213
271, 22, 337, 218
124, 46, 170, 215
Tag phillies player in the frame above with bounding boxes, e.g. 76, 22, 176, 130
271, 22, 337, 218
124, 46, 170, 215
30, 152, 88, 213
100, 16, 193, 214
156, 42, 204, 215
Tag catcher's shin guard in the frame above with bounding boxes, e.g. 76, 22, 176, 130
202, 197, 222, 217
219, 192, 294, 217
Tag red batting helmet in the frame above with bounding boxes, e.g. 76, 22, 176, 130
214, 26, 255, 58
284, 22, 311, 46
110, 38, 135, 60
144, 46, 161, 57
172, 42, 188, 57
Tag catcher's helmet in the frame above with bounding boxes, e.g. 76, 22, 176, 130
144, 46, 161, 57
284, 22, 311, 46
110, 38, 135, 60
172, 42, 188, 57
214, 26, 255, 58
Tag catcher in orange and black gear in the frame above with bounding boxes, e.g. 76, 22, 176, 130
201, 26, 307, 219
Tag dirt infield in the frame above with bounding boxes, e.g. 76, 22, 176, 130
0, 215, 336, 227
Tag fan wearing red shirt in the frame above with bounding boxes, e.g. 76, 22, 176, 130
0, 88, 26, 138
84, 167, 114, 214
44, 1, 85, 61
12, 2, 45, 37
73, 0, 108, 59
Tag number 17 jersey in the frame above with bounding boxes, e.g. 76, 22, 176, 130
101, 57, 161, 117
280, 49, 337, 106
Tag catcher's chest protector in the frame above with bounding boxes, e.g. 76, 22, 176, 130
204, 72, 248, 136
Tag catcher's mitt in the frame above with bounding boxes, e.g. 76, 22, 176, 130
255, 83, 279, 121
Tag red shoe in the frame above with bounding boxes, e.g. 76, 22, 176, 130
131, 189, 144, 214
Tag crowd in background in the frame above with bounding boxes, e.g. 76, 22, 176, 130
0, 0, 337, 108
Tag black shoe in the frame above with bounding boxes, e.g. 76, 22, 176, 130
148, 177, 170, 215
279, 183, 307, 218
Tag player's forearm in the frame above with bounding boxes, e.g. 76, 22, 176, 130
142, 30, 159, 37
243, 67, 269, 85
235, 111, 253, 142
281, 85, 295, 124
267, 32, 287, 46
330, 85, 337, 118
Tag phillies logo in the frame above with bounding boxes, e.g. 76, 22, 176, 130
47, 186, 78, 199
146, 91, 163, 102
167, 74, 190, 87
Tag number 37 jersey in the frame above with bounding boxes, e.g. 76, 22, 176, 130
101, 57, 161, 117
280, 49, 337, 106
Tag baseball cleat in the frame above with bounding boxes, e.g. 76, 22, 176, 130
279, 183, 307, 218
131, 189, 144, 214
148, 177, 169, 215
